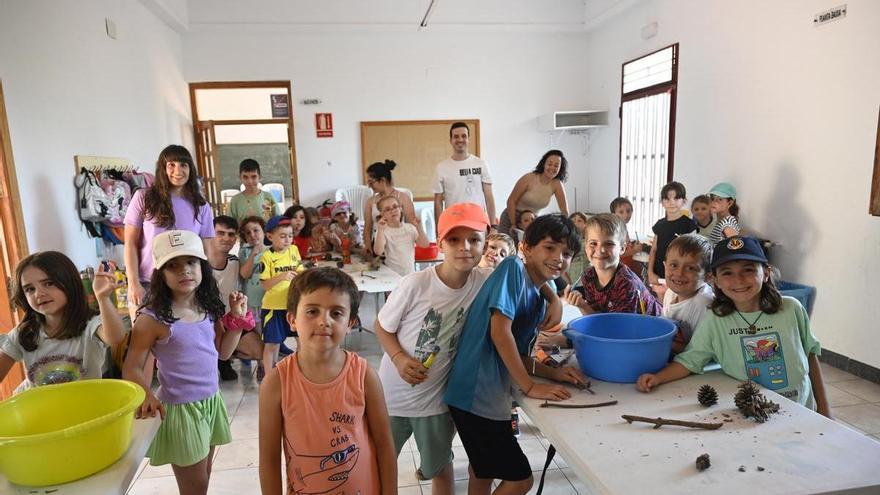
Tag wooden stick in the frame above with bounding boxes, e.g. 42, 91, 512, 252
541, 400, 618, 409
621, 415, 723, 430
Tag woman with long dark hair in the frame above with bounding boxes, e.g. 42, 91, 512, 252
499, 150, 570, 234
124, 145, 215, 314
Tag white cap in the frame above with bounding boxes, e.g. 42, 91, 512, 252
151, 230, 207, 270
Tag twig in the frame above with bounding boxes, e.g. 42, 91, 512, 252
541, 400, 618, 409
574, 381, 595, 394
621, 414, 723, 430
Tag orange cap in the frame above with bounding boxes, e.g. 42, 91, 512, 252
437, 203, 491, 241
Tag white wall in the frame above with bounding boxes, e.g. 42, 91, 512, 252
582, 0, 880, 367
182, 31, 598, 212
0, 0, 190, 268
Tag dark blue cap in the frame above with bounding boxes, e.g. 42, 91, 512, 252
711, 236, 767, 270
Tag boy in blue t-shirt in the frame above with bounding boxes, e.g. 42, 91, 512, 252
444, 214, 589, 494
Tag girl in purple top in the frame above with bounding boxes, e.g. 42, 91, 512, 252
123, 145, 215, 317
123, 230, 248, 494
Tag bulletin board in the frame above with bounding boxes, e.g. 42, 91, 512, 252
360, 119, 480, 201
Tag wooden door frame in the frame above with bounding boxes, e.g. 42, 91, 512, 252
188, 81, 299, 204
0, 79, 31, 399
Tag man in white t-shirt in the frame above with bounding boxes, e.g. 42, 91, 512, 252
432, 122, 497, 234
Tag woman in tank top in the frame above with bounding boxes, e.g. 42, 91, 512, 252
499, 149, 570, 234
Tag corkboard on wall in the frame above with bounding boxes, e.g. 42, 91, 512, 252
360, 119, 480, 201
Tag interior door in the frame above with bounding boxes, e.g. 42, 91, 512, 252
0, 80, 27, 399
195, 121, 221, 216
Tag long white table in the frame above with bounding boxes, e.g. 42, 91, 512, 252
317, 259, 402, 294
0, 416, 160, 494
517, 370, 880, 494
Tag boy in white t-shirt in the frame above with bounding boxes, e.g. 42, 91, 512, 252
662, 233, 715, 354
375, 203, 492, 493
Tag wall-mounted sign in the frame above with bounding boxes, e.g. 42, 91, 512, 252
814, 4, 846, 26
316, 113, 333, 138
271, 94, 290, 118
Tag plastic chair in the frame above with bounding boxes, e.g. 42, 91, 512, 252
220, 189, 239, 204
261, 183, 285, 205
420, 207, 436, 243
335, 186, 372, 224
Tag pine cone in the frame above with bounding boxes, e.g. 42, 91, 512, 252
734, 380, 780, 423
697, 384, 719, 407
695, 453, 711, 471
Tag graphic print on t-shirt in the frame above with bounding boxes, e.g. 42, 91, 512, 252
740, 332, 788, 390
458, 167, 480, 200
413, 307, 466, 365
285, 437, 360, 494
28, 353, 85, 386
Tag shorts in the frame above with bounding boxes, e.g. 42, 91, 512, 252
390, 413, 455, 479
448, 405, 531, 481
146, 391, 231, 466
261, 309, 292, 344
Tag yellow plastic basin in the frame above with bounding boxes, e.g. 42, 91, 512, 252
0, 379, 144, 486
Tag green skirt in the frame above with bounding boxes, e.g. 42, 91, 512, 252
146, 391, 231, 467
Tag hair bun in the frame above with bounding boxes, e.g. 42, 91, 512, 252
384, 159, 397, 171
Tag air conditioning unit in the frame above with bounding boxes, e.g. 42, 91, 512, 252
538, 110, 608, 131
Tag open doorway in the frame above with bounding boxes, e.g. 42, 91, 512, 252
0, 80, 32, 399
189, 81, 299, 216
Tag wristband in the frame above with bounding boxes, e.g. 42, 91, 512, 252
221, 309, 255, 332
525, 382, 535, 395
390, 350, 404, 363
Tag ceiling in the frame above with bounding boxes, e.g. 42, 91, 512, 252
173, 0, 638, 33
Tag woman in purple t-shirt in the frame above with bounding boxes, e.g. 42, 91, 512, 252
124, 145, 215, 316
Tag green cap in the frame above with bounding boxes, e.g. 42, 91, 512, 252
708, 182, 737, 199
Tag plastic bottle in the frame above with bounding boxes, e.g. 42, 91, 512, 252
114, 269, 128, 310
81, 267, 97, 311
341, 237, 351, 264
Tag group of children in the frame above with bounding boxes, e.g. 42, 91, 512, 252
0, 146, 829, 495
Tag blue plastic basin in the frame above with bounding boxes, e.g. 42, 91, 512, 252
562, 314, 677, 383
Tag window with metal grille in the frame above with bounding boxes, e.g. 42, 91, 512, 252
619, 44, 678, 241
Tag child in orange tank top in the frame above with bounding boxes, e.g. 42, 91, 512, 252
258, 267, 396, 494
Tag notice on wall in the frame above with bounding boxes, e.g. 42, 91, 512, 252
271, 94, 290, 118
316, 113, 333, 138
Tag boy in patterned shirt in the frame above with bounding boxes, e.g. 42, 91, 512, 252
566, 213, 661, 316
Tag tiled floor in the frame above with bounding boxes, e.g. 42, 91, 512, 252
127, 297, 880, 494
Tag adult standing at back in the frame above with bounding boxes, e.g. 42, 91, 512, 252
433, 122, 497, 232
499, 149, 570, 235
124, 145, 215, 318
363, 159, 418, 256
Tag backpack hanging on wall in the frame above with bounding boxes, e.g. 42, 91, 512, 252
99, 178, 131, 227
75, 168, 110, 222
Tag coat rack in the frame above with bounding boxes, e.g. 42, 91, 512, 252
74, 155, 133, 173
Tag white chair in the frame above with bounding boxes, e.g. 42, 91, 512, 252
420, 207, 436, 243
220, 189, 239, 204
335, 185, 372, 224
261, 183, 285, 205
